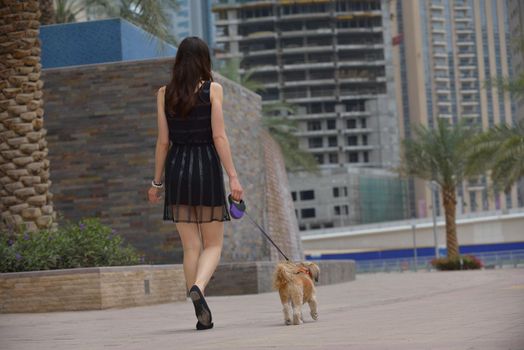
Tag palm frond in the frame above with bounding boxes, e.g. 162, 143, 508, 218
400, 118, 479, 188
467, 119, 524, 191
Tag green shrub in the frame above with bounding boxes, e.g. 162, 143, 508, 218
431, 255, 483, 271
0, 218, 142, 273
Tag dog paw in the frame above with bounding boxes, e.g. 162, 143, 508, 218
285, 319, 292, 325
311, 312, 318, 320
292, 315, 303, 325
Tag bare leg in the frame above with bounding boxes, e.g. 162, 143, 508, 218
193, 220, 224, 294
309, 295, 318, 320
175, 222, 202, 292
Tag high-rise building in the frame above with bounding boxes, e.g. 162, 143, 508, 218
212, 0, 406, 229
170, 0, 215, 48
508, 0, 524, 122
394, 0, 522, 217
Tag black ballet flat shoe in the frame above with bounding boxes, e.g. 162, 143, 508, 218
196, 320, 214, 330
189, 285, 212, 327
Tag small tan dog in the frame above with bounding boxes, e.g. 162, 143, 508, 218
272, 260, 320, 325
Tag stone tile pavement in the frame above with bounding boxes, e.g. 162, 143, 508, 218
1, 269, 523, 350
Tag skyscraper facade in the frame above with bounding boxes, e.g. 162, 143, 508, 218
212, 0, 406, 229
508, 0, 524, 122
170, 0, 215, 48
394, 0, 522, 216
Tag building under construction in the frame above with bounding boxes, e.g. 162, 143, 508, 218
212, 0, 405, 229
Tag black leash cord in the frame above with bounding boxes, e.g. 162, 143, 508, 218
243, 210, 290, 261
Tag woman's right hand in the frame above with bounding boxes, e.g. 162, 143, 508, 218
229, 176, 243, 202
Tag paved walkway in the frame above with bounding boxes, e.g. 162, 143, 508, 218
1, 269, 523, 350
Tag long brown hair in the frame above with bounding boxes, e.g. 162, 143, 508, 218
165, 36, 213, 119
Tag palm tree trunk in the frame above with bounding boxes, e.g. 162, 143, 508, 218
442, 186, 459, 259
39, 0, 56, 25
0, 0, 57, 232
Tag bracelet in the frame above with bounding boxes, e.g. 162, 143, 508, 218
151, 179, 164, 188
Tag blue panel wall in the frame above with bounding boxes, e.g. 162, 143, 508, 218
40, 19, 122, 68
40, 18, 177, 69
120, 19, 177, 61
306, 241, 524, 261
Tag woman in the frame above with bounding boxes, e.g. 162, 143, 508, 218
147, 36, 244, 330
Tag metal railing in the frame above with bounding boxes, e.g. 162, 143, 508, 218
355, 250, 524, 274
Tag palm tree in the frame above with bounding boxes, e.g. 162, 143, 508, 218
39, 0, 179, 51
398, 119, 480, 260
466, 119, 524, 193
0, 1, 57, 232
218, 58, 320, 174
261, 102, 320, 174
39, 0, 57, 24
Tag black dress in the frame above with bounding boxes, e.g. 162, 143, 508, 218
162, 80, 231, 223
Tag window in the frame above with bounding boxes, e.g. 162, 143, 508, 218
347, 136, 358, 146
314, 154, 324, 164
327, 119, 337, 129
329, 153, 338, 164
362, 134, 368, 145
307, 121, 322, 131
324, 222, 334, 228
328, 136, 338, 147
360, 118, 367, 128
334, 205, 349, 215
346, 119, 357, 129
348, 152, 358, 163
299, 225, 306, 231
308, 137, 323, 148
295, 209, 298, 217
300, 190, 315, 200
291, 191, 296, 201
301, 208, 316, 218
363, 151, 369, 163
334, 186, 348, 197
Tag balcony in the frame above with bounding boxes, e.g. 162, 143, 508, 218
336, 43, 384, 51
282, 61, 335, 71
245, 31, 277, 39
281, 45, 332, 54
280, 28, 332, 38
243, 15, 277, 24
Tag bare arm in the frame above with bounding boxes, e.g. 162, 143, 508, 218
153, 86, 170, 183
210, 82, 238, 179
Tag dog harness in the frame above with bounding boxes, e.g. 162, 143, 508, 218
296, 266, 313, 279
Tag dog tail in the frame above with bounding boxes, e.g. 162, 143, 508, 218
272, 262, 295, 291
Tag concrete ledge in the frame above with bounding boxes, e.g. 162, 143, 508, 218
205, 259, 356, 296
0, 264, 186, 313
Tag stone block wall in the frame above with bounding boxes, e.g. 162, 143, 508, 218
205, 260, 356, 296
0, 265, 186, 313
260, 128, 303, 261
38, 56, 302, 264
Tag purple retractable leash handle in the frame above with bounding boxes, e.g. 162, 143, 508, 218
227, 193, 246, 219
227, 193, 290, 261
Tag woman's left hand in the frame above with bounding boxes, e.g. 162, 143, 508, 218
148, 186, 163, 203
